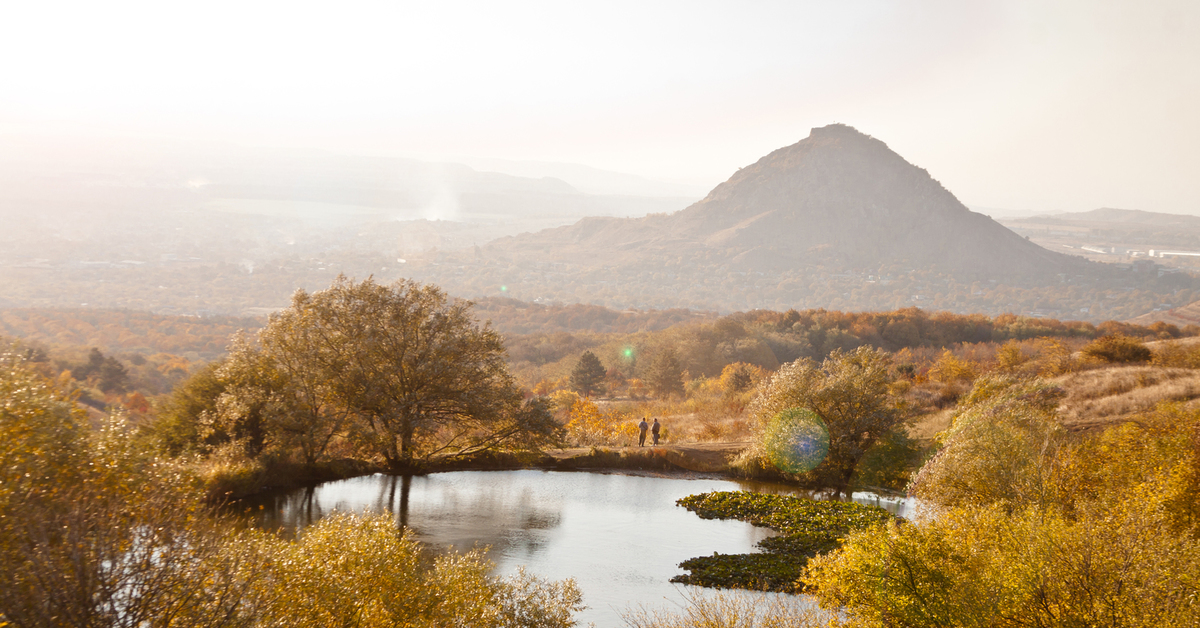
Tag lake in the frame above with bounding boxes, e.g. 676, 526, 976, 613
242, 470, 910, 627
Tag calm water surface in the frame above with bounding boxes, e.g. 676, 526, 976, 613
243, 470, 910, 627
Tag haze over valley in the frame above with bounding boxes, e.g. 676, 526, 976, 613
2, 125, 1195, 322
4, 3, 1200, 626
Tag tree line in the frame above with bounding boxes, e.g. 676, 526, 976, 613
510, 305, 1192, 398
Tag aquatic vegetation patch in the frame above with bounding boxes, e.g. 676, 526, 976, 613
671, 491, 892, 592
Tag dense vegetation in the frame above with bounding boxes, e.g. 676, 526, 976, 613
0, 351, 584, 627
9, 282, 1200, 626
0, 307, 261, 358
803, 379, 1200, 627
741, 346, 903, 497
505, 305, 1191, 394
671, 492, 891, 592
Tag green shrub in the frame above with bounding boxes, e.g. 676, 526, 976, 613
1082, 334, 1152, 363
852, 427, 929, 493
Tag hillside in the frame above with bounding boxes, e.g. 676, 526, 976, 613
1129, 299, 1200, 327
0, 308, 261, 359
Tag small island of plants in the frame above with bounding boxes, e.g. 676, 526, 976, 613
671, 491, 893, 592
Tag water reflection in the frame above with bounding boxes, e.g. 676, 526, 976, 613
241, 470, 911, 626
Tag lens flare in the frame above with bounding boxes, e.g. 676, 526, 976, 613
764, 408, 830, 474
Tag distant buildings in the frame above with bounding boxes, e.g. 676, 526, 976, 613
1148, 249, 1200, 259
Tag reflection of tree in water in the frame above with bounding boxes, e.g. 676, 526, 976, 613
377, 474, 562, 559
244, 474, 565, 558
235, 485, 331, 538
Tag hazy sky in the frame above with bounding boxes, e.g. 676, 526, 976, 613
2, 0, 1197, 214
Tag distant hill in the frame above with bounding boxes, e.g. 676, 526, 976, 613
1051, 207, 1200, 227
453, 157, 710, 198
471, 297, 717, 335
401, 125, 1194, 319
1000, 206, 1200, 276
0, 308, 261, 358
1128, 300, 1200, 327
0, 135, 694, 264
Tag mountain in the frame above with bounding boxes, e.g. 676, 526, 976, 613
399, 125, 1197, 318
0, 135, 695, 266
481, 124, 1088, 280
2, 126, 1194, 320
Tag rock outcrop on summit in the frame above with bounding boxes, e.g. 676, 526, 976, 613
485, 124, 1087, 280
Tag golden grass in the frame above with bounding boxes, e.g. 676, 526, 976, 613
1147, 336, 1200, 351
598, 391, 755, 444
1052, 365, 1200, 430
908, 408, 954, 442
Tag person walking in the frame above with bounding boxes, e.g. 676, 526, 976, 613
651, 418, 661, 445
637, 418, 649, 447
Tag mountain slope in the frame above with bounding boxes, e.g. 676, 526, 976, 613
484, 124, 1089, 280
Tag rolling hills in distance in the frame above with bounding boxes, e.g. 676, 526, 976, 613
1, 125, 1198, 322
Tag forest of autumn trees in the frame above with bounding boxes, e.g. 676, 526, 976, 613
2, 301, 1191, 423
504, 305, 1193, 395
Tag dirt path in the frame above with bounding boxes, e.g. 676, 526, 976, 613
545, 441, 751, 473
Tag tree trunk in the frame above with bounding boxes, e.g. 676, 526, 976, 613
833, 466, 856, 499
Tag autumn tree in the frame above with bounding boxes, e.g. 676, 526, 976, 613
0, 353, 273, 626
645, 347, 685, 399
719, 362, 765, 395
257, 513, 584, 627
569, 351, 607, 397
225, 276, 561, 468
805, 394, 1200, 628
748, 346, 903, 497
219, 328, 356, 465
148, 360, 231, 456
908, 376, 1068, 511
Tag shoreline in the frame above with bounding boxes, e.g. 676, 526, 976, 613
207, 441, 775, 503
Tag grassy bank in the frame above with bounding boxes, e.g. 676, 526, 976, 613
202, 444, 756, 502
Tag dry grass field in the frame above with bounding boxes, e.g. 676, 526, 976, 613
1052, 365, 1200, 430
906, 365, 1200, 438
907, 408, 954, 442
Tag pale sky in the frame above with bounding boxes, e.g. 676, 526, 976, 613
1, 0, 1197, 214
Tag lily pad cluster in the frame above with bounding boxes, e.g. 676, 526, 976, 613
671, 491, 893, 593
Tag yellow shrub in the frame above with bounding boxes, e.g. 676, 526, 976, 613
565, 398, 638, 446
927, 349, 978, 384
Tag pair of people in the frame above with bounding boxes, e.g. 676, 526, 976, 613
637, 417, 661, 446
